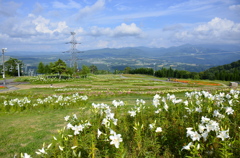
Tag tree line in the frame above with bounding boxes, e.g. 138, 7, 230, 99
128, 60, 240, 81
3, 57, 239, 81
37, 59, 91, 78
37, 59, 112, 78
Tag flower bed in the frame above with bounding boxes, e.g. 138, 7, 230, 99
173, 79, 221, 86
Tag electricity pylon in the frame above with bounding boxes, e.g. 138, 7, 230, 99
63, 32, 83, 70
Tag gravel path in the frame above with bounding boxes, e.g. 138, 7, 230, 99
0, 79, 29, 92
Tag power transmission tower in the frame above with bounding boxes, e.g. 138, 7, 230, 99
63, 32, 83, 70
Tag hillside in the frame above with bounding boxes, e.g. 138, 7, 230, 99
205, 60, 240, 72
203, 60, 240, 81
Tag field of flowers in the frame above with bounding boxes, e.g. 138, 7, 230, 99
1, 93, 88, 112
0, 86, 6, 89
4, 89, 239, 157
0, 75, 239, 158
172, 79, 222, 86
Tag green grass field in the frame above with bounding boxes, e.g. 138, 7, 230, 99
0, 74, 238, 157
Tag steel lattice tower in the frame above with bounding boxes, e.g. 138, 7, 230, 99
63, 32, 83, 69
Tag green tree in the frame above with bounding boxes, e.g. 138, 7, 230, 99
80, 65, 90, 78
89, 65, 98, 74
51, 59, 67, 79
4, 57, 23, 76
37, 62, 45, 74
124, 67, 131, 74
66, 67, 74, 77
44, 64, 51, 74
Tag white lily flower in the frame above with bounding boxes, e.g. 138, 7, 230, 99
72, 125, 84, 135
181, 142, 193, 151
190, 131, 201, 141
155, 127, 162, 133
21, 153, 32, 158
109, 133, 123, 148
201, 131, 209, 141
97, 129, 102, 138
217, 129, 230, 141
36, 147, 47, 155
59, 146, 64, 151
128, 110, 136, 117
64, 115, 70, 121
71, 146, 77, 149
201, 116, 210, 124
225, 107, 234, 115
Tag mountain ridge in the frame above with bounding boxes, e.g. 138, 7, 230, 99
5, 44, 240, 72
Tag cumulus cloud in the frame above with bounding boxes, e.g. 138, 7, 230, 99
76, 0, 105, 19
28, 14, 68, 34
52, 0, 81, 9
0, 13, 69, 47
32, 16, 52, 33
89, 23, 142, 37
174, 17, 240, 44
114, 23, 142, 36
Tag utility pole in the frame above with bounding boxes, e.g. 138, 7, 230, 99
63, 32, 83, 70
153, 63, 156, 76
1, 48, 7, 85
15, 61, 21, 77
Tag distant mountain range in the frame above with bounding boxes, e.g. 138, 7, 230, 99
5, 44, 240, 72
80, 44, 240, 65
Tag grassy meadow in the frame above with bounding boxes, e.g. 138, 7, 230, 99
0, 74, 239, 158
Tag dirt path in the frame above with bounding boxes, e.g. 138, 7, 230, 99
0, 79, 29, 92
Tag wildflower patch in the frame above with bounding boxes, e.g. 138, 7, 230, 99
18, 89, 239, 157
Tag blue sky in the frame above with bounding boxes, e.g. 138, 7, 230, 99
0, 0, 240, 52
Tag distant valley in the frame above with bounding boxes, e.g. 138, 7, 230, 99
5, 44, 240, 72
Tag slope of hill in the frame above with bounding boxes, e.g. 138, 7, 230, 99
205, 60, 240, 72
202, 60, 240, 81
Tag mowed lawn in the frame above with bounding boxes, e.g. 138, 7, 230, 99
0, 74, 232, 157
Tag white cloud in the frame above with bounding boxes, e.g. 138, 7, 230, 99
32, 16, 52, 33
29, 14, 68, 34
96, 40, 109, 48
89, 23, 142, 37
229, 4, 240, 11
75, 27, 85, 34
0, 13, 69, 47
55, 21, 68, 33
52, 0, 81, 9
114, 23, 142, 36
76, 0, 105, 19
174, 17, 240, 44
89, 26, 112, 36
